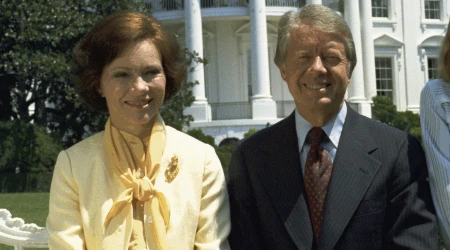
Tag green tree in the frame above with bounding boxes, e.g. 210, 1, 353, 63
0, 0, 148, 146
0, 0, 199, 148
243, 128, 259, 138
160, 50, 203, 131
0, 120, 62, 173
372, 96, 422, 142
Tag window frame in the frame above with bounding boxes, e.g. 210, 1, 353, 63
426, 57, 439, 80
374, 45, 402, 108
421, 0, 449, 24
371, 0, 390, 19
420, 47, 441, 81
423, 0, 441, 20
374, 57, 395, 100
371, 0, 395, 21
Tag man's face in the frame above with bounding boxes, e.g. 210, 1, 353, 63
279, 25, 350, 121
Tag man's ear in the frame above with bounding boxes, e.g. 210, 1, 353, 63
277, 63, 287, 82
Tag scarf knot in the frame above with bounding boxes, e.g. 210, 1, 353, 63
133, 176, 156, 202
104, 114, 170, 249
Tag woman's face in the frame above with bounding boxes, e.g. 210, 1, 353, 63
99, 39, 166, 135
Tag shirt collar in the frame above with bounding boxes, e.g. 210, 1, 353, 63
295, 103, 347, 149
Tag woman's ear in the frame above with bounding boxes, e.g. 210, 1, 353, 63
97, 85, 104, 97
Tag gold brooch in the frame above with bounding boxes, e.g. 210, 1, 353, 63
165, 155, 179, 183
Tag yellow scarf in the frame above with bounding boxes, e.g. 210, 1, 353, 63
104, 113, 169, 250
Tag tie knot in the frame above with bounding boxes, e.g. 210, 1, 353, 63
308, 127, 325, 146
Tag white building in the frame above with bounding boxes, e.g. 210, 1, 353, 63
148, 0, 449, 145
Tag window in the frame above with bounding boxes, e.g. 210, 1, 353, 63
372, 0, 389, 18
322, 0, 340, 10
424, 0, 440, 19
375, 57, 393, 99
427, 58, 439, 80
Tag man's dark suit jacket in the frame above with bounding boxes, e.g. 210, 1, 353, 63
228, 104, 438, 249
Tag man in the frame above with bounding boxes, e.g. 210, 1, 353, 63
227, 4, 437, 250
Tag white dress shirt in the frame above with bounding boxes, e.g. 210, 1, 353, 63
295, 103, 347, 174
420, 78, 450, 248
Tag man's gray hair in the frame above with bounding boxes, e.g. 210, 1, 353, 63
274, 4, 357, 76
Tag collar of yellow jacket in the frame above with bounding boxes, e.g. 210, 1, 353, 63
104, 113, 170, 250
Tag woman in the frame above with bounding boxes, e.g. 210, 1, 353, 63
46, 10, 230, 249
420, 21, 450, 248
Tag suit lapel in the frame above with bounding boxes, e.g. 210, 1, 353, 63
318, 105, 381, 250
254, 113, 314, 249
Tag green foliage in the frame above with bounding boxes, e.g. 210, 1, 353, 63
185, 49, 209, 69
0, 0, 200, 149
0, 0, 148, 148
161, 49, 205, 130
161, 79, 196, 131
372, 96, 422, 142
372, 95, 397, 123
0, 172, 53, 193
0, 120, 62, 173
243, 128, 259, 138
215, 144, 234, 180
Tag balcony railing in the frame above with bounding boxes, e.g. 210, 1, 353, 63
210, 102, 251, 120
146, 0, 247, 12
146, 0, 301, 12
209, 100, 295, 120
266, 0, 303, 7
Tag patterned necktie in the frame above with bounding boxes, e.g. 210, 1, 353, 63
304, 127, 334, 242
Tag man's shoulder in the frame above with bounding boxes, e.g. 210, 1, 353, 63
350, 109, 411, 142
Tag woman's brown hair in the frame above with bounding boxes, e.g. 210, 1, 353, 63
72, 10, 186, 112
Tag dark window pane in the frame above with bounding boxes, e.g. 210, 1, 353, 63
427, 57, 439, 80
425, 0, 440, 19
372, 0, 388, 17
375, 57, 393, 99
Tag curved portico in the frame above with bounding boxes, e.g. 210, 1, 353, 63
147, 0, 447, 145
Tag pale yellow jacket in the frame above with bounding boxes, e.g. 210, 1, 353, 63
46, 126, 231, 250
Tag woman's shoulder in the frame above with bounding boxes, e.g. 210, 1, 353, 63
65, 131, 105, 155
165, 126, 211, 147
54, 131, 106, 175
423, 79, 450, 94
422, 79, 450, 105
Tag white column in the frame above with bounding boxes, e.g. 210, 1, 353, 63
184, 0, 211, 122
307, 0, 322, 5
401, 0, 422, 112
360, 0, 377, 106
249, 0, 277, 119
344, 0, 371, 117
